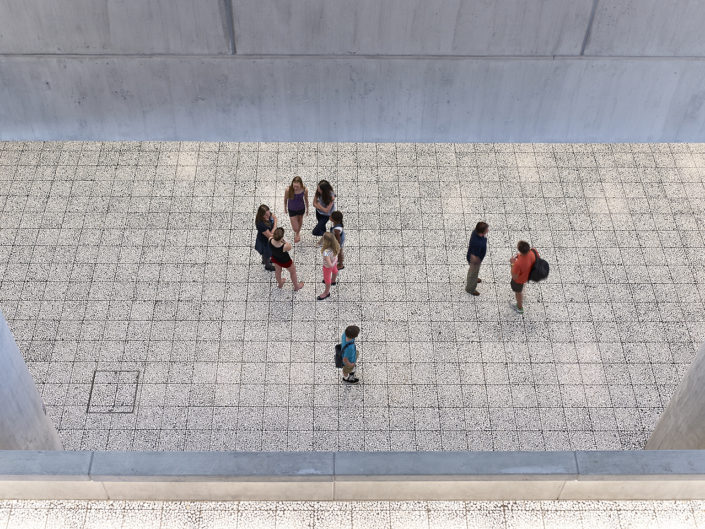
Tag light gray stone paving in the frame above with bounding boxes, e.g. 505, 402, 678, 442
1, 500, 704, 528
1, 141, 704, 451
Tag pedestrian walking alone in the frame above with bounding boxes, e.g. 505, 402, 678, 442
466, 221, 489, 295
254, 204, 277, 271
509, 240, 536, 314
312, 180, 336, 236
340, 325, 360, 384
284, 176, 309, 243
269, 228, 305, 291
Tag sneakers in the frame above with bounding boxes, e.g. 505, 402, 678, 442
510, 302, 524, 314
343, 376, 359, 384
264, 264, 275, 271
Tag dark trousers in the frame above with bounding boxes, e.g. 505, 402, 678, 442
312, 210, 330, 236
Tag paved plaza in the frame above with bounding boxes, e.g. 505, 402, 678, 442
2, 500, 705, 529
1, 141, 704, 451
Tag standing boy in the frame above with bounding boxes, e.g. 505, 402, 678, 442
466, 222, 489, 295
341, 325, 360, 384
509, 240, 536, 314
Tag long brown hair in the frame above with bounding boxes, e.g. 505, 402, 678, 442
287, 176, 304, 200
255, 204, 270, 225
315, 180, 334, 205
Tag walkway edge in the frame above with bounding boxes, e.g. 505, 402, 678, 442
1, 450, 705, 500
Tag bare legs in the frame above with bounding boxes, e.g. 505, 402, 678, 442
514, 290, 524, 310
274, 264, 285, 288
275, 263, 304, 291
290, 215, 303, 243
289, 264, 304, 291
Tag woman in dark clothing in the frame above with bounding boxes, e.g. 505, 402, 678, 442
269, 228, 304, 291
311, 180, 336, 236
466, 221, 489, 295
254, 204, 277, 271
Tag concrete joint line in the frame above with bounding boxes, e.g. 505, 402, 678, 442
2, 52, 705, 60
581, 0, 600, 56
222, 0, 236, 55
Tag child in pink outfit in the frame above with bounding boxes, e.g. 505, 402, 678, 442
317, 232, 339, 300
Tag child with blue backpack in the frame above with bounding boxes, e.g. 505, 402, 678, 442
340, 325, 360, 384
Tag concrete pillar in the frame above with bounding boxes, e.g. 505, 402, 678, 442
646, 342, 705, 450
0, 311, 62, 450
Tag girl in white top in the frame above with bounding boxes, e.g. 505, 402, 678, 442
317, 232, 340, 300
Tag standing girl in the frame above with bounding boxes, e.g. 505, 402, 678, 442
317, 232, 340, 300
311, 180, 336, 236
269, 228, 305, 291
284, 176, 309, 243
329, 210, 345, 270
254, 204, 277, 271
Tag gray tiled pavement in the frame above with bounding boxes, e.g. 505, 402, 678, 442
1, 141, 704, 451
1, 500, 704, 528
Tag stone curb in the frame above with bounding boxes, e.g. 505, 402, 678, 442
1, 450, 705, 500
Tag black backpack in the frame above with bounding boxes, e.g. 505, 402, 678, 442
529, 249, 549, 282
334, 341, 353, 368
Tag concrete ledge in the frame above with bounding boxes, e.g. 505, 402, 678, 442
335, 451, 577, 480
1, 450, 705, 500
91, 451, 334, 481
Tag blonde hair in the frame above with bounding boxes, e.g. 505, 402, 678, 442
320, 232, 340, 256
287, 176, 305, 200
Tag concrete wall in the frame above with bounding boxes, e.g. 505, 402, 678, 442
2, 450, 705, 501
232, 0, 595, 56
1, 0, 705, 141
0, 0, 232, 54
647, 341, 705, 449
0, 311, 62, 450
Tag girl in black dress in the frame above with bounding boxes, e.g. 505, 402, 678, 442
269, 228, 304, 291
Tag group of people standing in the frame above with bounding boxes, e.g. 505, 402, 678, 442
465, 222, 542, 315
254, 178, 346, 301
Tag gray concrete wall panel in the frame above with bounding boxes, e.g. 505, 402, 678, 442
0, 0, 231, 54
585, 0, 705, 56
647, 343, 705, 449
233, 0, 594, 56
3, 450, 705, 500
0, 311, 62, 450
91, 451, 334, 480
2, 56, 705, 142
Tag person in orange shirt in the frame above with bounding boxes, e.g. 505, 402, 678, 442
509, 240, 536, 315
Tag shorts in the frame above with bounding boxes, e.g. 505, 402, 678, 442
323, 265, 338, 284
510, 279, 525, 293
288, 208, 305, 217
272, 257, 292, 268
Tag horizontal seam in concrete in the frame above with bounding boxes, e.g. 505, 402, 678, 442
1, 53, 705, 60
